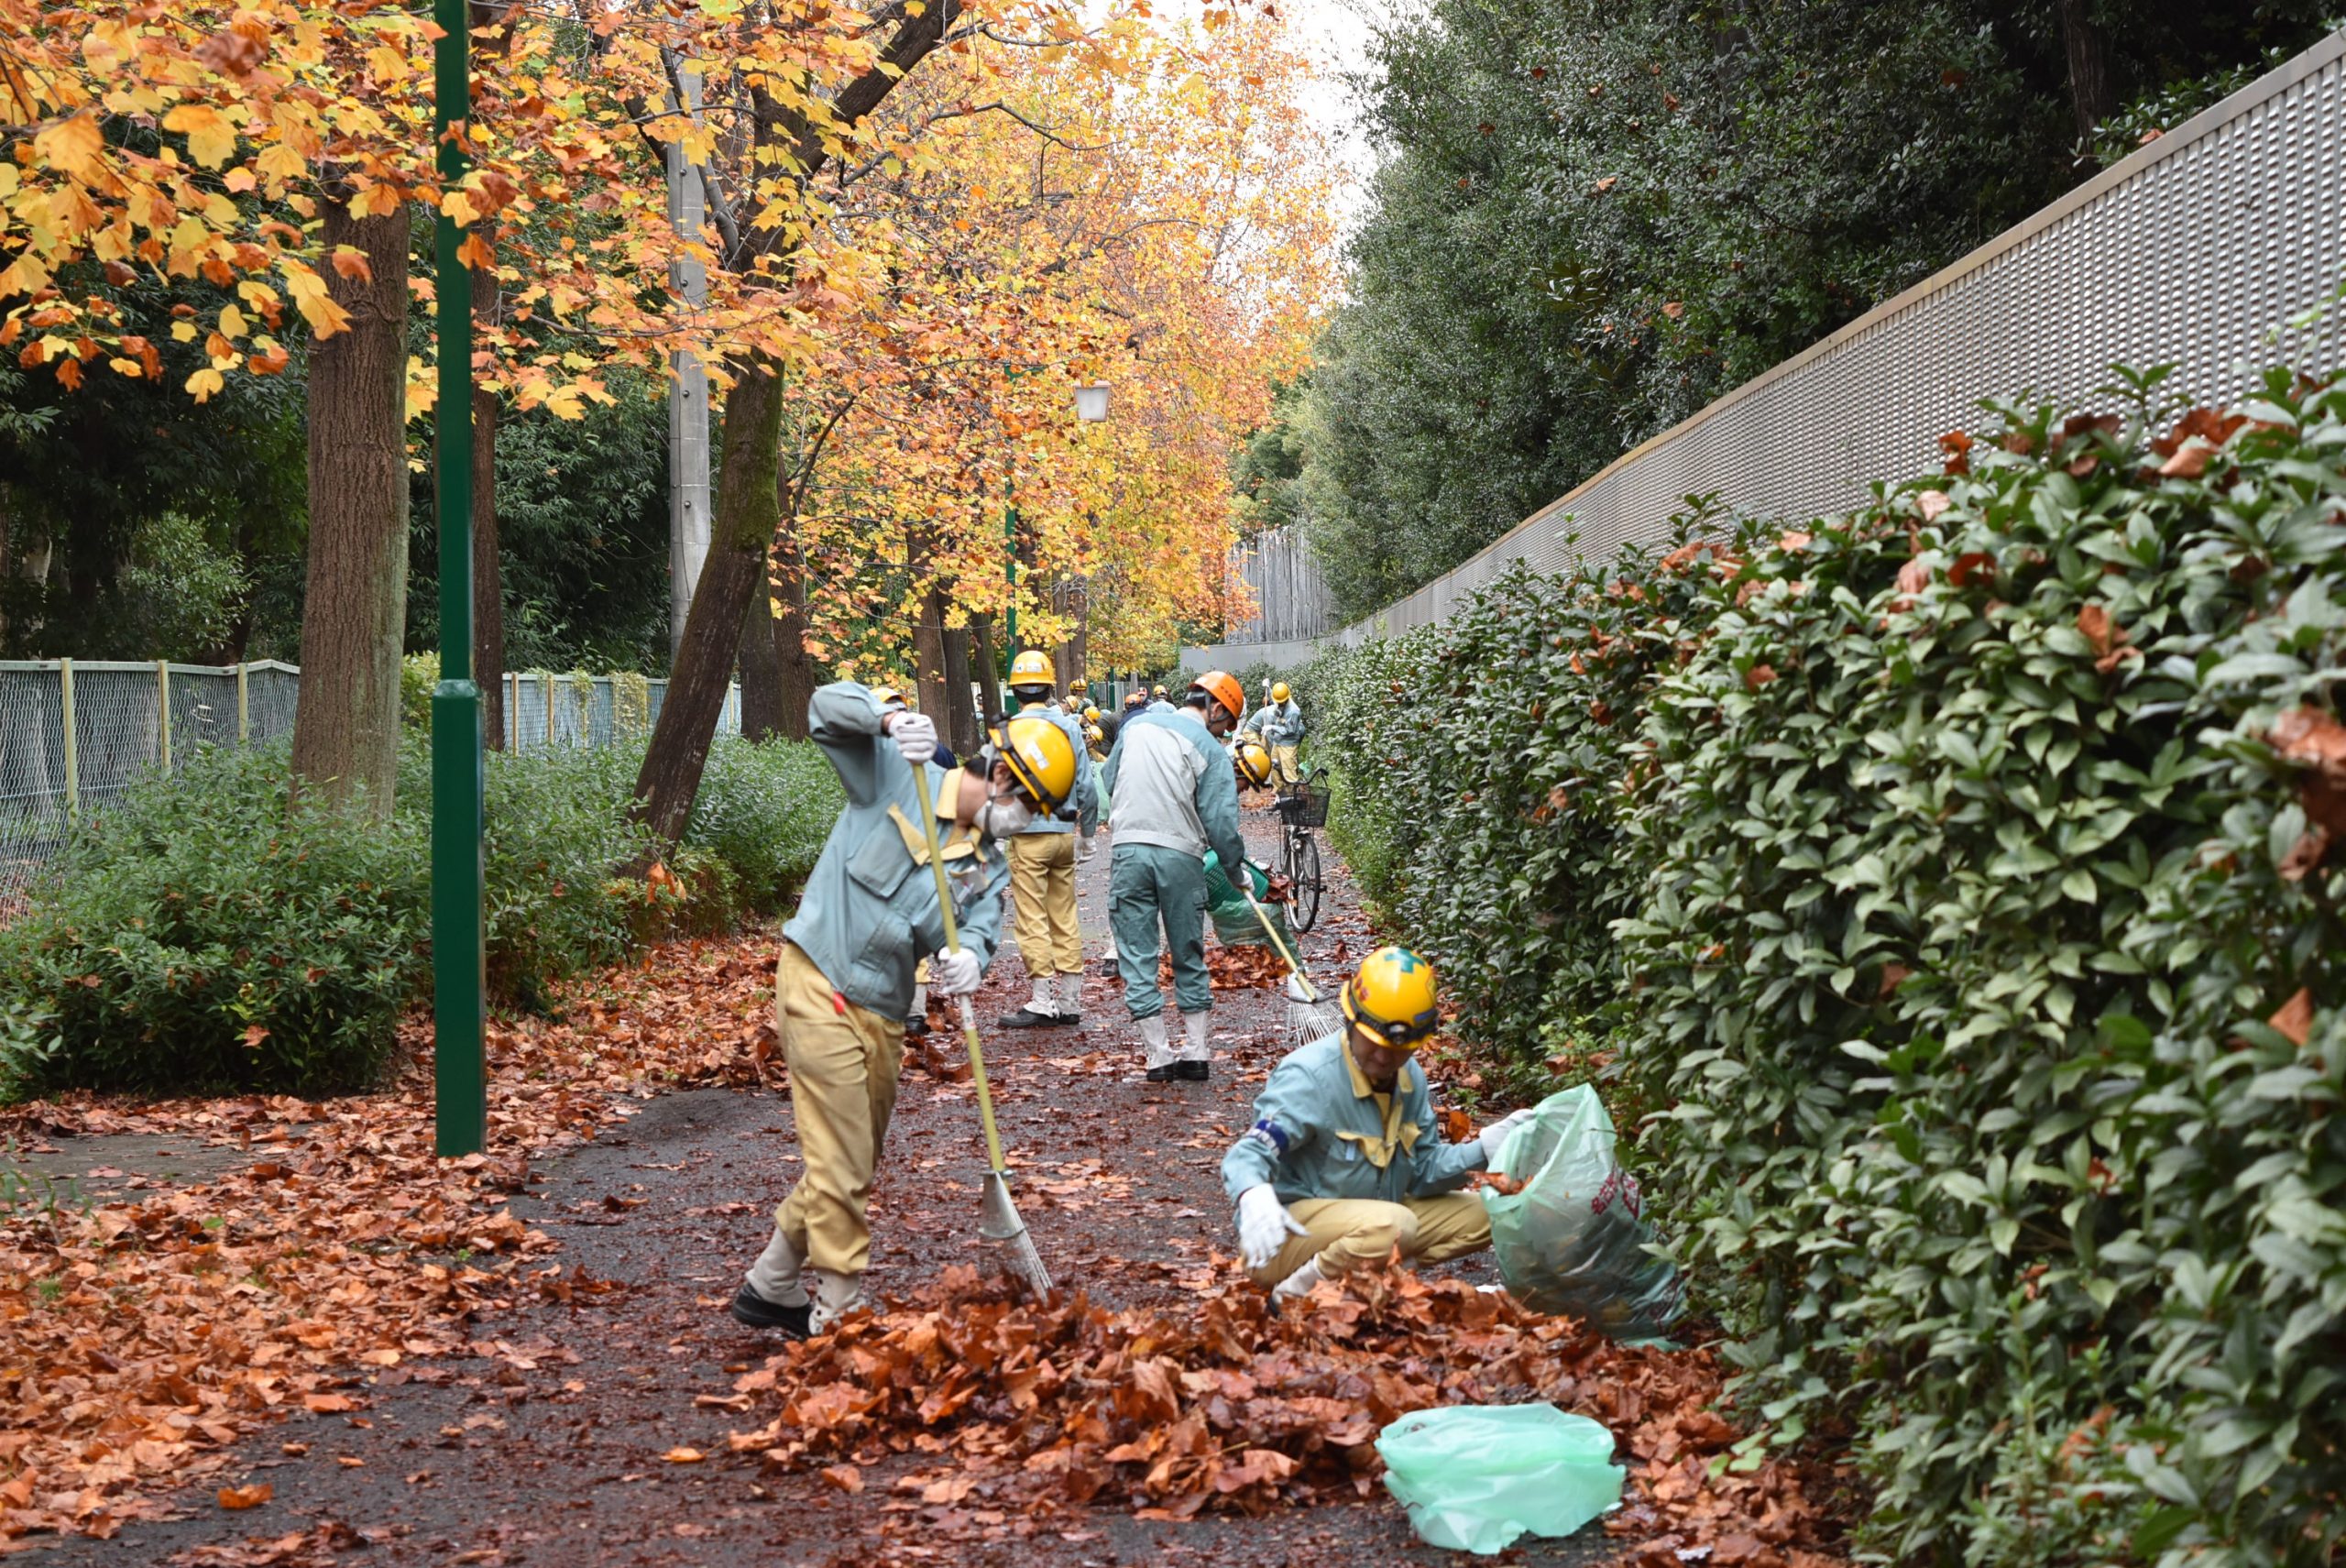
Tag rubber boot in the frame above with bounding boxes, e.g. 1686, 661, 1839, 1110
1000, 974, 1063, 1029
1272, 1255, 1327, 1302
1176, 1010, 1211, 1081
1139, 1014, 1176, 1082
808, 1268, 867, 1334
732, 1225, 812, 1336
905, 982, 930, 1037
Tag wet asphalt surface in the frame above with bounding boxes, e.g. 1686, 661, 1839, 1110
24, 810, 1613, 1567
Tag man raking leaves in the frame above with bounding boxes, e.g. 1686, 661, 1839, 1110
729, 683, 1079, 1338
1223, 947, 1529, 1300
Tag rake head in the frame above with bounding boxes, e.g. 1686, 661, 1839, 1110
1282, 971, 1342, 1051
979, 1170, 1054, 1299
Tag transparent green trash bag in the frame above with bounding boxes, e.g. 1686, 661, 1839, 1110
1485, 1085, 1683, 1339
1376, 1403, 1623, 1554
1200, 850, 1286, 948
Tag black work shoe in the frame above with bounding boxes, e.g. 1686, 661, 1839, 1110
904, 1014, 930, 1037
1175, 1060, 1210, 1082
1099, 958, 1122, 979
1144, 1065, 1178, 1084
729, 1284, 811, 1338
998, 1006, 1066, 1029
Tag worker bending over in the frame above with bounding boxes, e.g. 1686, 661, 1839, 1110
999, 650, 1099, 1028
1244, 681, 1306, 784
1099, 670, 1250, 1081
1222, 947, 1529, 1300
730, 684, 1078, 1338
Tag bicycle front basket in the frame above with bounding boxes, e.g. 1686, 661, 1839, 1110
1279, 784, 1329, 828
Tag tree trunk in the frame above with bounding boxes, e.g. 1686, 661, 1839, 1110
472, 383, 505, 751
736, 566, 787, 742
941, 623, 977, 757
630, 356, 784, 843
2060, 0, 2116, 155
913, 583, 949, 729
291, 199, 411, 817
625, 0, 958, 837
970, 613, 1003, 721
771, 534, 817, 741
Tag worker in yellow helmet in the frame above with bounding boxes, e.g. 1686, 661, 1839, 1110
731, 686, 1072, 1338
1233, 738, 1276, 793
1222, 948, 1531, 1300
1242, 680, 1306, 786
996, 649, 1099, 1028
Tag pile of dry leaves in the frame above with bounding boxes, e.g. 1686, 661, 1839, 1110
725, 1264, 1847, 1566
0, 930, 781, 1546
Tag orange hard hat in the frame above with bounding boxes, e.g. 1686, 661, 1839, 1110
1189, 670, 1244, 720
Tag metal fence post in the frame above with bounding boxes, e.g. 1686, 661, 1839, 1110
59, 658, 77, 819
236, 661, 249, 742
157, 659, 171, 772
543, 670, 555, 748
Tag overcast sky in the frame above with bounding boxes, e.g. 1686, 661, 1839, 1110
1273, 0, 1379, 238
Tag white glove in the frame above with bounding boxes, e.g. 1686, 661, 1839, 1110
1235, 1184, 1308, 1271
930, 946, 981, 996
886, 710, 937, 766
1478, 1107, 1534, 1166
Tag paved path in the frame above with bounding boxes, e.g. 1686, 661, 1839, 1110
26, 806, 1610, 1567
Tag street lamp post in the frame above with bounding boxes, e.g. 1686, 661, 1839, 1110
431, 0, 487, 1156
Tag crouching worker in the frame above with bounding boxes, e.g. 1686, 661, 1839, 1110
1222, 947, 1530, 1300
731, 684, 1079, 1339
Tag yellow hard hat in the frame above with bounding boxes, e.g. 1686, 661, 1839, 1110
1271, 681, 1291, 703
995, 712, 1078, 812
872, 685, 908, 711
1153, 685, 1168, 698
1189, 670, 1245, 721
1234, 740, 1274, 787
1085, 723, 1104, 746
1340, 946, 1442, 1050
1003, 647, 1050, 690
1069, 680, 1086, 698
1082, 705, 1101, 724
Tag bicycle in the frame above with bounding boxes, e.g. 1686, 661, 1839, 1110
1271, 766, 1328, 932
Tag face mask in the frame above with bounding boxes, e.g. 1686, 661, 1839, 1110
978, 789, 1034, 839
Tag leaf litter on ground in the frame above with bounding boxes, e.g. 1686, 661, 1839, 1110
0, 927, 784, 1546
725, 1261, 1847, 1566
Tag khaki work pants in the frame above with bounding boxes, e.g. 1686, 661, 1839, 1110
1246, 1193, 1491, 1290
772, 944, 905, 1277
1273, 743, 1301, 784
1007, 831, 1083, 979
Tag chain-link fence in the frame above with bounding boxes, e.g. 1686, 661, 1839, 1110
0, 661, 741, 903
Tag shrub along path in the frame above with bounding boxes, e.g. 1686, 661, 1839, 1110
5, 806, 1847, 1566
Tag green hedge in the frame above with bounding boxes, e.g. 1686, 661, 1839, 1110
0, 736, 839, 1097
1308, 368, 2346, 1566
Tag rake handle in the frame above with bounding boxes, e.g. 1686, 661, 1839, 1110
908, 761, 1010, 1174
1243, 891, 1319, 1003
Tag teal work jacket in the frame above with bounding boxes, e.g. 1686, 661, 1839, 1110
781, 682, 1008, 1018
1221, 1033, 1486, 1207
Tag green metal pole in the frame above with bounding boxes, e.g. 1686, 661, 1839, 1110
431, 0, 487, 1157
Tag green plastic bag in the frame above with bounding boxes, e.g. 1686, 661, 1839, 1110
1485, 1085, 1683, 1339
1377, 1403, 1623, 1553
1201, 850, 1287, 948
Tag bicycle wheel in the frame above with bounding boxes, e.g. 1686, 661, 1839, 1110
1291, 831, 1323, 932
